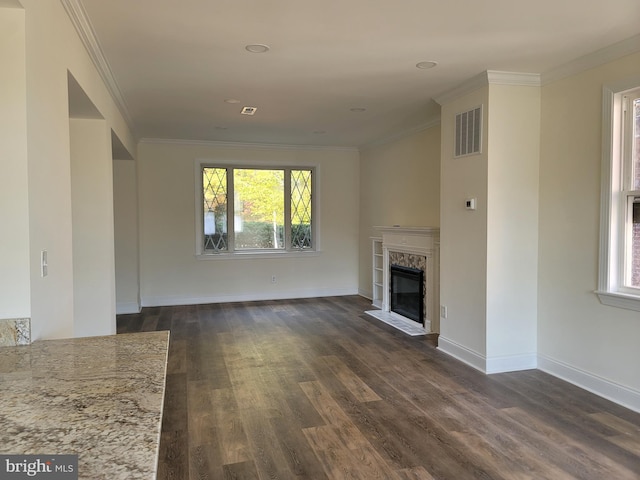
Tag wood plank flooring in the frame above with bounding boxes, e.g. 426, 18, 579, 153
116, 296, 640, 479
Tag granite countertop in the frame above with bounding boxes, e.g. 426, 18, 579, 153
0, 331, 169, 479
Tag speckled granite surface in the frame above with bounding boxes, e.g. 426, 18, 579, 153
0, 331, 169, 479
0, 318, 31, 346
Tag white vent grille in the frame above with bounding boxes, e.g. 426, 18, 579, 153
455, 106, 482, 157
241, 106, 257, 115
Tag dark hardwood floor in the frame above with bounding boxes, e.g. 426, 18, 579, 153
117, 296, 640, 479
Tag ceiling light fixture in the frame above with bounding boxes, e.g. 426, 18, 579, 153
416, 61, 438, 69
350, 107, 366, 113
245, 44, 270, 53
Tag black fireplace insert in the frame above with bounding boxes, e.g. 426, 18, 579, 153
390, 264, 424, 324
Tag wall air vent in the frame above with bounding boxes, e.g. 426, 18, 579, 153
240, 106, 257, 115
454, 106, 482, 157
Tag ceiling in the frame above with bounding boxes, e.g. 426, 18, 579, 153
77, 0, 640, 148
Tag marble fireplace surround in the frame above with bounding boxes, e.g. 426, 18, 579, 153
370, 226, 440, 334
0, 318, 31, 347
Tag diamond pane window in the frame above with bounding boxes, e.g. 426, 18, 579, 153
291, 169, 312, 249
198, 165, 314, 254
203, 167, 228, 252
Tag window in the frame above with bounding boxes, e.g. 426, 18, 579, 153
198, 164, 314, 255
597, 82, 640, 311
626, 95, 640, 289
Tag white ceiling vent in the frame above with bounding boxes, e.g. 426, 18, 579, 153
241, 106, 257, 115
455, 106, 482, 157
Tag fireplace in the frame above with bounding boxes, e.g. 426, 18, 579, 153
366, 226, 439, 335
390, 264, 424, 324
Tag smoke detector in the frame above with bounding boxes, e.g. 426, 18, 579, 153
241, 106, 257, 115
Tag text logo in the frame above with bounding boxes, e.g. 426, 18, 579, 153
0, 455, 78, 479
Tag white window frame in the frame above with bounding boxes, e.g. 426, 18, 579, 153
596, 78, 640, 311
194, 158, 319, 259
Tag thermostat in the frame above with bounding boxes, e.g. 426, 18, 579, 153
465, 198, 476, 210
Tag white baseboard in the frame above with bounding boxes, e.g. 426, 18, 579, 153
438, 336, 537, 374
538, 354, 640, 413
358, 288, 373, 300
116, 302, 141, 315
437, 336, 487, 373
141, 286, 359, 308
486, 353, 537, 374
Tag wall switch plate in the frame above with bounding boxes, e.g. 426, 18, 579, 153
440, 305, 448, 318
465, 198, 476, 210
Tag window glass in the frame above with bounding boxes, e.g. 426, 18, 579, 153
234, 169, 285, 250
633, 99, 640, 190
203, 167, 228, 252
291, 169, 312, 249
631, 199, 640, 288
629, 100, 640, 287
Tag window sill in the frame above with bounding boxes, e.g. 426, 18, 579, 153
196, 250, 321, 261
595, 290, 640, 312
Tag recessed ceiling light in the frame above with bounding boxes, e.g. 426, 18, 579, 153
416, 61, 438, 69
245, 44, 270, 53
350, 107, 366, 113
224, 98, 240, 104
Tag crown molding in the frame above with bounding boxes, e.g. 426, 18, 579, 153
434, 71, 541, 106
486, 70, 541, 86
138, 137, 359, 152
360, 117, 441, 151
433, 71, 487, 106
60, 0, 134, 130
433, 35, 640, 105
541, 34, 640, 85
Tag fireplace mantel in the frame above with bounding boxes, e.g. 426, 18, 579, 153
370, 226, 440, 334
375, 226, 439, 255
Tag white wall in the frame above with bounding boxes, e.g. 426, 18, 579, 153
439, 87, 490, 361
358, 126, 441, 299
113, 159, 140, 314
19, 1, 134, 339
485, 84, 540, 371
438, 80, 540, 374
70, 118, 116, 336
438, 81, 541, 373
538, 52, 640, 410
137, 140, 360, 306
0, 7, 30, 321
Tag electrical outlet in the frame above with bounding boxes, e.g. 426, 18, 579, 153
440, 305, 448, 319
271, 275, 277, 284
465, 198, 477, 210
